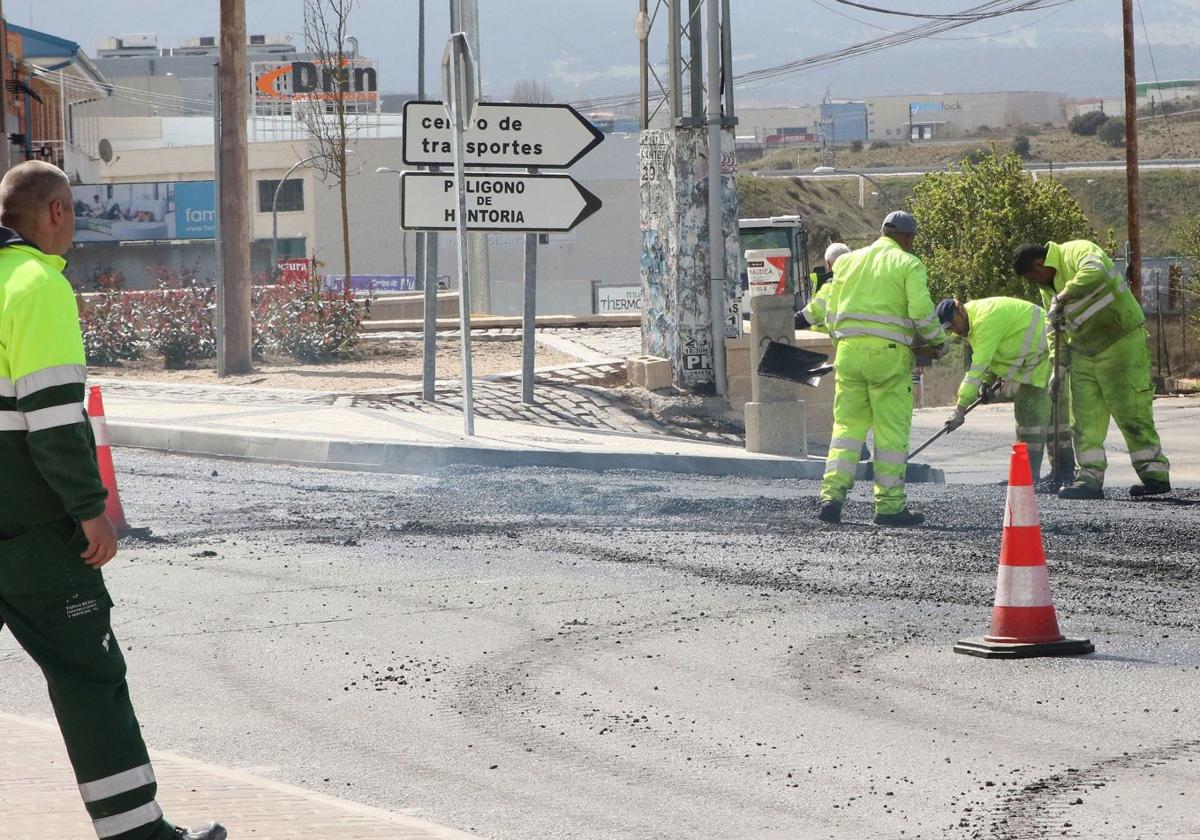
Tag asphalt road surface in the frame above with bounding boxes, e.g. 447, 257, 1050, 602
2, 452, 1198, 840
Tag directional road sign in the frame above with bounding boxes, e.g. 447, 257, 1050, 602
403, 101, 605, 169
400, 172, 602, 233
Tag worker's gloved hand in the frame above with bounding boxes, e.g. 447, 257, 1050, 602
980, 380, 1002, 403
930, 342, 949, 359
795, 311, 811, 330
1048, 297, 1067, 329
1047, 371, 1060, 400
945, 406, 967, 431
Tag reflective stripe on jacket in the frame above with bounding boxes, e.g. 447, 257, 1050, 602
827, 236, 946, 348
1043, 240, 1144, 356
0, 231, 108, 524
958, 296, 1050, 407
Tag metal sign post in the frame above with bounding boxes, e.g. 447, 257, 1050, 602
522, 167, 538, 405
443, 33, 479, 435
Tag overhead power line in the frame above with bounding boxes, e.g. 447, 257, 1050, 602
573, 0, 1078, 113
825, 0, 1074, 20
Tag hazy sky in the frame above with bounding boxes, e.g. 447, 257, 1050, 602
37, 0, 1200, 106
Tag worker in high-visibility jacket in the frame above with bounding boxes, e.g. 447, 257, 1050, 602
0, 162, 226, 840
796, 242, 851, 331
935, 296, 1073, 485
818, 212, 947, 526
1013, 240, 1170, 499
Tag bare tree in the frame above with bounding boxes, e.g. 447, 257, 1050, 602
510, 78, 554, 103
299, 0, 363, 294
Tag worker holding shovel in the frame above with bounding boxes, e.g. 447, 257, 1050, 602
934, 297, 1072, 489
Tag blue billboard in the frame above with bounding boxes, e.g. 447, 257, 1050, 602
71, 180, 216, 243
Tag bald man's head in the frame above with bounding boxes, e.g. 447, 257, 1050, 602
0, 161, 75, 255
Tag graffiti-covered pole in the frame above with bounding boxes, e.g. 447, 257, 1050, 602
706, 0, 727, 396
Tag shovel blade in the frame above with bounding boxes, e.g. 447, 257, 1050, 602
756, 341, 832, 386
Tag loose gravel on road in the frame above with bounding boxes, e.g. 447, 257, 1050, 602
2, 452, 1197, 840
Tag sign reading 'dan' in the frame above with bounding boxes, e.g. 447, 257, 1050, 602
401, 172, 602, 232
402, 101, 605, 169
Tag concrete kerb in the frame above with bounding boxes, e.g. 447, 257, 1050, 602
107, 421, 945, 483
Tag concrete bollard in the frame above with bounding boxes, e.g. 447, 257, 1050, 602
744, 295, 807, 458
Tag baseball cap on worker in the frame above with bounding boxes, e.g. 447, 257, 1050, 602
881, 210, 918, 235
935, 298, 958, 328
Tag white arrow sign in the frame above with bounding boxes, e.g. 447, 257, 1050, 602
400, 172, 602, 232
403, 101, 605, 169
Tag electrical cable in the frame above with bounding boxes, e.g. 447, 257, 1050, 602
826, 0, 1073, 21
573, 0, 1078, 113
1135, 0, 1179, 163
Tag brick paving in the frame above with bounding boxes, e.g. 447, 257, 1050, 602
0, 713, 481, 840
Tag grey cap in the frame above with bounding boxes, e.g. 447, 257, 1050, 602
881, 210, 918, 235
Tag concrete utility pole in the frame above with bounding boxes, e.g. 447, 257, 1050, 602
637, 1, 738, 395
705, 0, 727, 395
449, 0, 491, 315
1121, 0, 1142, 301
218, 0, 252, 374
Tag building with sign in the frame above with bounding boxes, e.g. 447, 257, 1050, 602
75, 34, 384, 144
866, 90, 1066, 141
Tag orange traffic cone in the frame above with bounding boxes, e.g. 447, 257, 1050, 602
87, 385, 131, 533
954, 442, 1093, 659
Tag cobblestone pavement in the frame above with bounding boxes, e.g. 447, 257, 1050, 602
364, 326, 641, 362
351, 379, 661, 435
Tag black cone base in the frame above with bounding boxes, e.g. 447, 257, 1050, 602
954, 636, 1094, 659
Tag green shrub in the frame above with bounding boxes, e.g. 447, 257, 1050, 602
1068, 111, 1108, 136
1098, 117, 1125, 147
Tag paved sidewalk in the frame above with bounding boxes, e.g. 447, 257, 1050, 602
0, 713, 481, 840
91, 377, 861, 482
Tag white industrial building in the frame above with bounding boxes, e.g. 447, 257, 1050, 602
865, 90, 1066, 141
58, 35, 640, 315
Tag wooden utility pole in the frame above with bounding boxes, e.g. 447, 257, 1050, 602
1122, 0, 1142, 301
218, 0, 252, 373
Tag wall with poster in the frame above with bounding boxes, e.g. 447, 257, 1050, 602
71, 180, 215, 243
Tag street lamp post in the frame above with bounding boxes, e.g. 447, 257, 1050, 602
376, 166, 410, 284
812, 165, 888, 209
270, 150, 356, 281
377, 166, 439, 402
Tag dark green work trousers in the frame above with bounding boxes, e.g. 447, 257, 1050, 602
0, 517, 173, 840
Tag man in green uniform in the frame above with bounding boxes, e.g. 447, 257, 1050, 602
817, 212, 947, 526
0, 161, 225, 840
935, 296, 1073, 486
1013, 240, 1170, 499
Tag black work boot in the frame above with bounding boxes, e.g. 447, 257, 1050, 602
818, 501, 842, 524
873, 509, 925, 527
1130, 478, 1171, 498
174, 823, 227, 840
1058, 481, 1104, 500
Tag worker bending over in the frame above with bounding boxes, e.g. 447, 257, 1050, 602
936, 296, 1072, 487
1012, 240, 1170, 499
